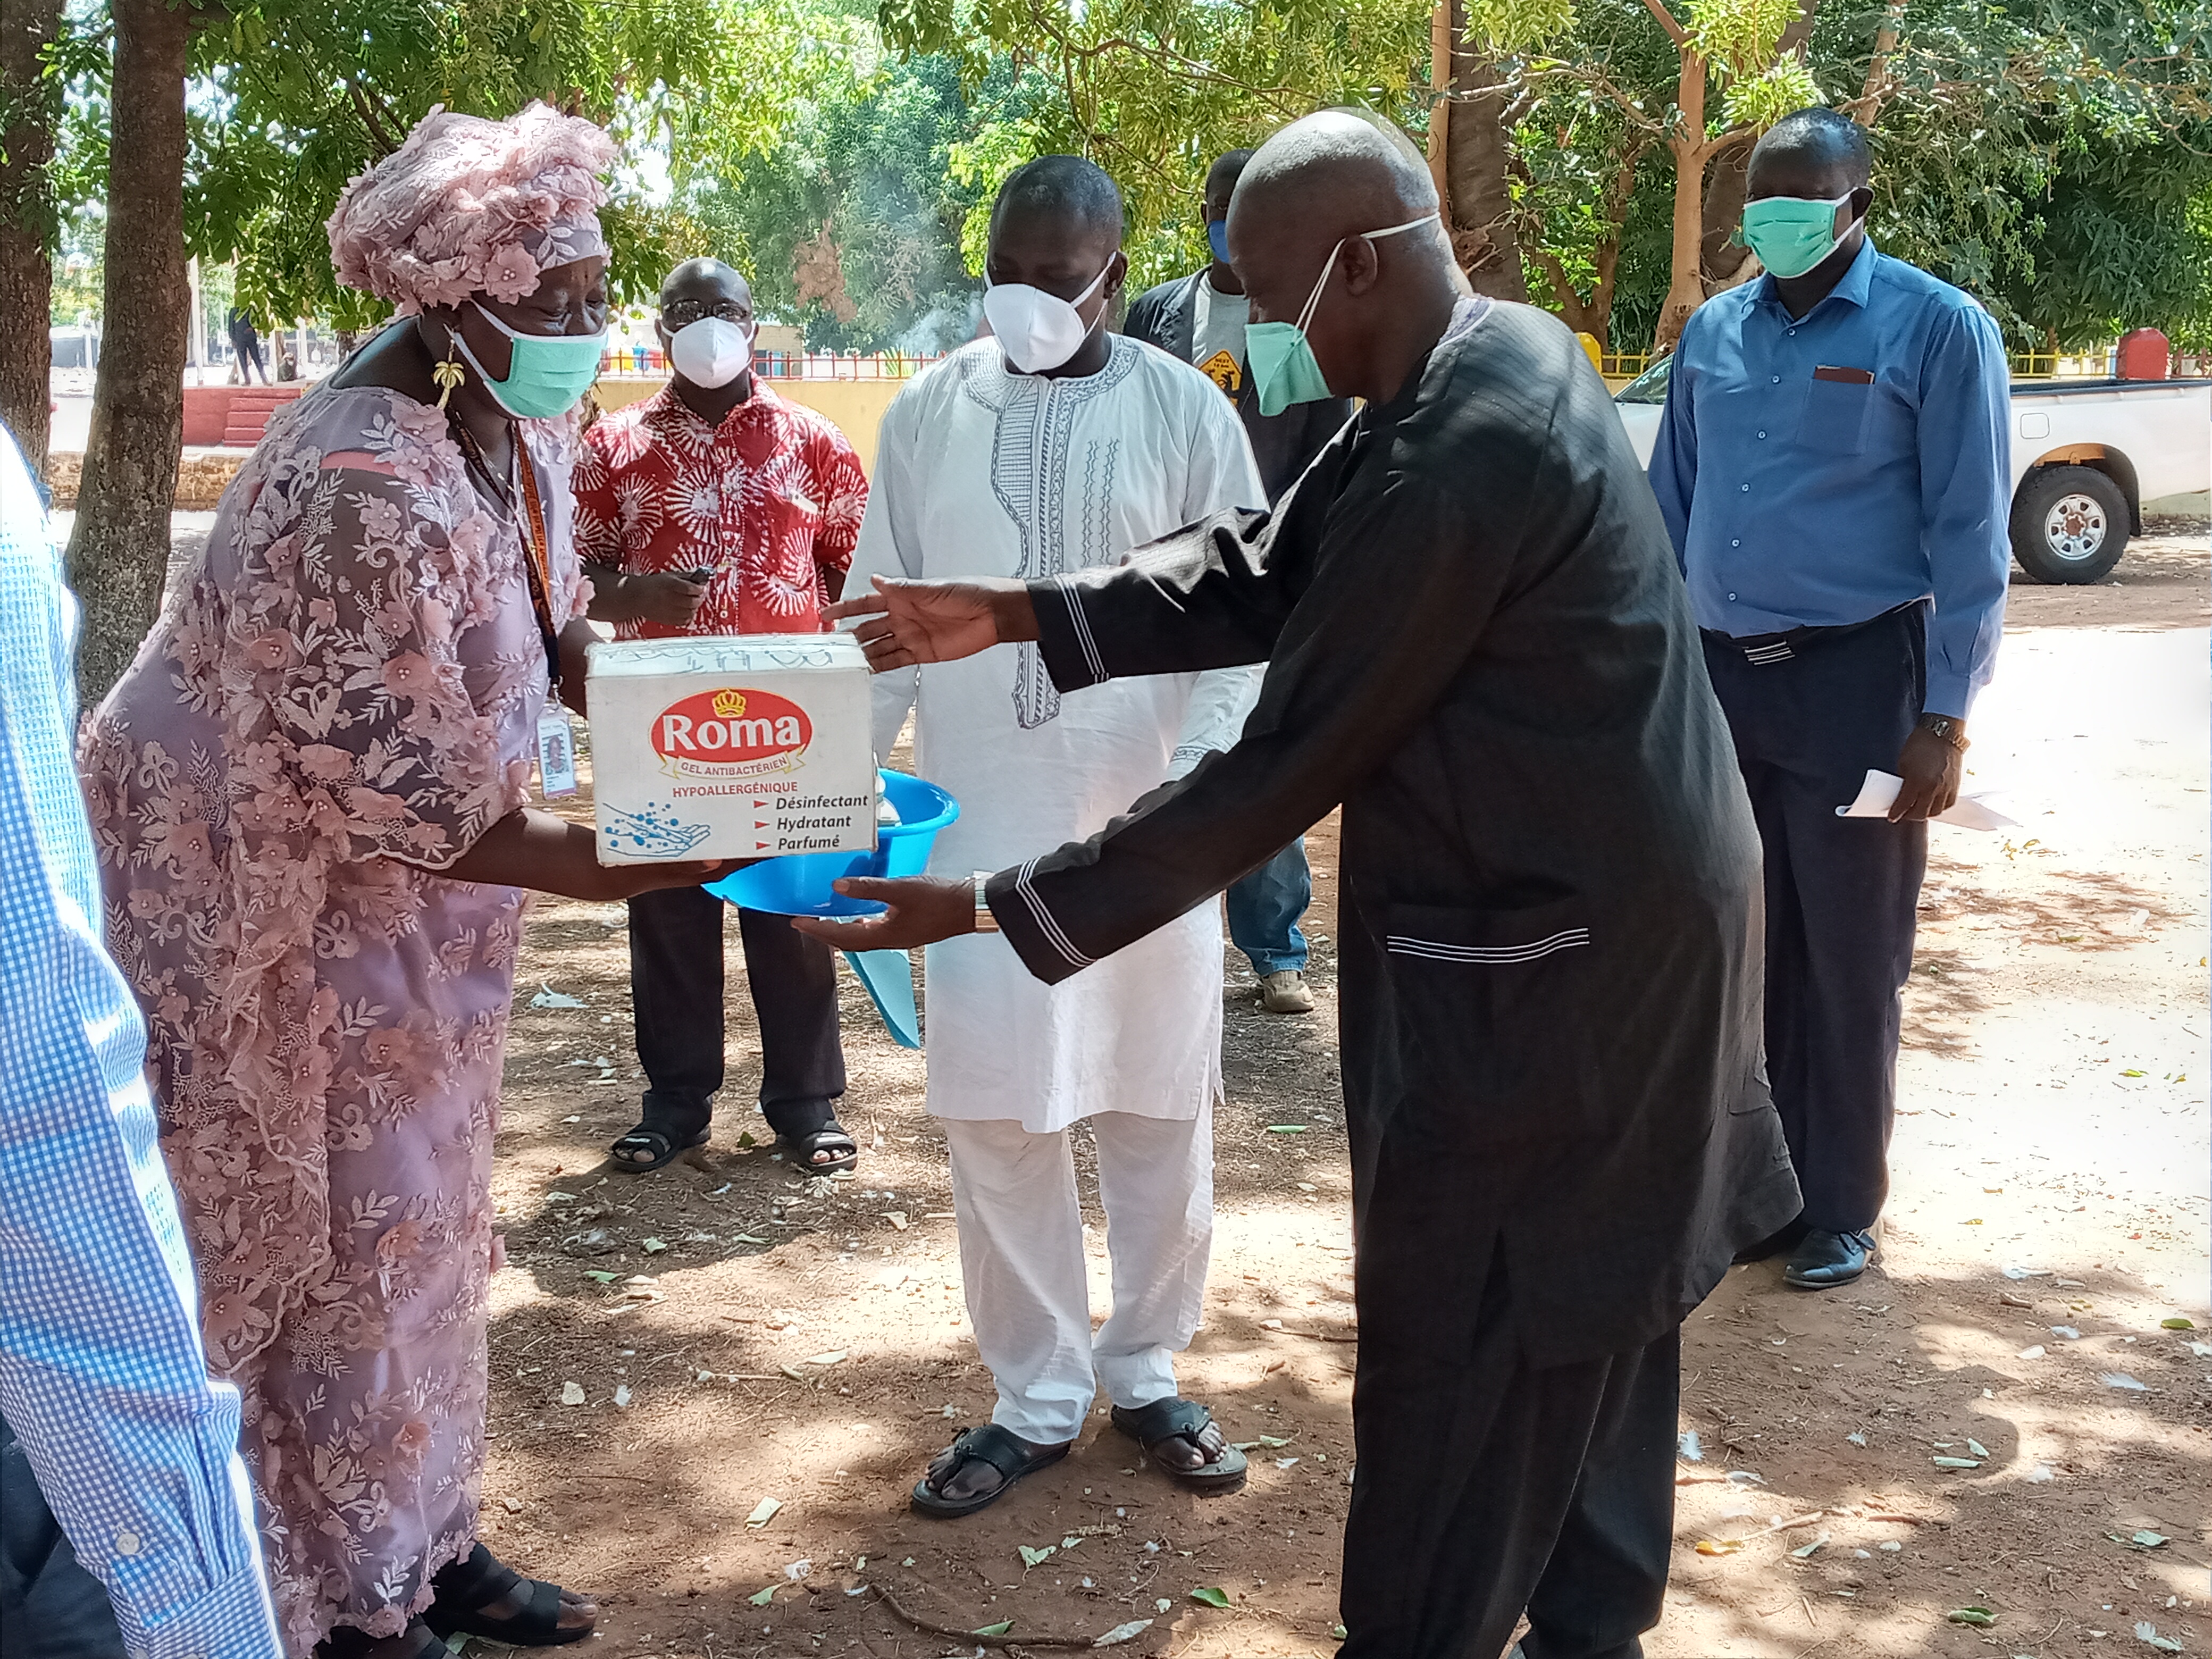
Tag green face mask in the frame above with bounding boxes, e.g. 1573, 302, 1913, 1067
1245, 212, 1439, 418
453, 301, 606, 418
1739, 193, 1859, 281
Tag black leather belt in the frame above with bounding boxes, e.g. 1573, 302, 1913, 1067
1702, 599, 1928, 667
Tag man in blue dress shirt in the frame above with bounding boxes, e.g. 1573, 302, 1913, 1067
0, 421, 281, 1658
1648, 107, 2010, 1291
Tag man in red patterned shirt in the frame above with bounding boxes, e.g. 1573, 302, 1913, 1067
575, 257, 872, 1175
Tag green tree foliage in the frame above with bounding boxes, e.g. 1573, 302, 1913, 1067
878, 0, 1434, 290
34, 0, 2211, 357
1504, 0, 1680, 342
684, 49, 1039, 350
1858, 0, 2212, 349
1506, 0, 2212, 351
165, 0, 870, 327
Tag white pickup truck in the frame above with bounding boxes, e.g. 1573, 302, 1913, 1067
1611, 358, 2209, 583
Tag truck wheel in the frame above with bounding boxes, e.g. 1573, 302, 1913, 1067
2010, 464, 2130, 584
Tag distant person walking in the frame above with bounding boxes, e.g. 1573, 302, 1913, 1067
1648, 107, 2010, 1291
1120, 147, 1351, 1016
225, 304, 267, 385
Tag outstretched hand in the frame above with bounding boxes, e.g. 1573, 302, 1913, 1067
788, 875, 977, 950
823, 575, 1038, 672
424, 808, 745, 901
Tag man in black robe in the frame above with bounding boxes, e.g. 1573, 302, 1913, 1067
799, 111, 1799, 1659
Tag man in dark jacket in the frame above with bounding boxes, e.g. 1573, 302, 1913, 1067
1120, 148, 1351, 1014
803, 111, 1798, 1659
225, 306, 267, 386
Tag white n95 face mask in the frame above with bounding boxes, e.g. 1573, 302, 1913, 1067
669, 316, 753, 388
982, 261, 1112, 375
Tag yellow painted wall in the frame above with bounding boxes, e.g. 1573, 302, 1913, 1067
592, 376, 904, 475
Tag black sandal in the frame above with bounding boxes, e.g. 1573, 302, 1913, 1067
1111, 1398, 1248, 1495
424, 1542, 594, 1646
780, 1122, 859, 1174
609, 1122, 708, 1172
317, 1619, 447, 1658
910, 1423, 1071, 1518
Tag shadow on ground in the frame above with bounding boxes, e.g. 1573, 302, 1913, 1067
481, 825, 2207, 1658
2001, 521, 2209, 633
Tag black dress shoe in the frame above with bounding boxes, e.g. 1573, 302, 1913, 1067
1784, 1227, 1875, 1290
1733, 1214, 1809, 1264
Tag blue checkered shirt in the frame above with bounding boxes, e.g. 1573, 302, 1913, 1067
0, 423, 281, 1658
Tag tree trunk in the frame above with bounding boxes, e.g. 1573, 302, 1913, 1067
0, 0, 62, 477
1441, 0, 1529, 301
1653, 47, 1711, 350
1427, 0, 1453, 205
1700, 133, 1757, 288
65, 0, 194, 703
1529, 248, 1610, 340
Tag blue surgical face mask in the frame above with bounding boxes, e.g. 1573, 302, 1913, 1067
451, 301, 607, 418
1244, 211, 1438, 417
1207, 219, 1232, 264
1739, 193, 1860, 280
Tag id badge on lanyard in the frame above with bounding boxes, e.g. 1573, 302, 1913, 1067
512, 446, 577, 799
537, 704, 579, 798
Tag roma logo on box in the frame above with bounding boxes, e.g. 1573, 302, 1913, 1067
651, 686, 812, 778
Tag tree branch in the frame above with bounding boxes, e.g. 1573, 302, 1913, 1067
347, 76, 398, 156
1775, 0, 1821, 60
867, 1585, 1100, 1650
1638, 0, 1690, 47
1702, 127, 1754, 165
1691, 122, 1753, 165
1842, 0, 1906, 123
1570, 62, 1667, 135
1020, 2, 1311, 120
1529, 243, 1586, 312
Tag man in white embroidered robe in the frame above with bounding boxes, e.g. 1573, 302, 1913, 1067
848, 156, 1266, 1514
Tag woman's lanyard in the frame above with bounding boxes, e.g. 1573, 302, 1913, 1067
452, 418, 560, 688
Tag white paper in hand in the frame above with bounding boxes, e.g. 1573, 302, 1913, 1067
1834, 769, 2017, 831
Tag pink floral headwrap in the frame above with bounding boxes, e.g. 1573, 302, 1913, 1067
326, 102, 614, 314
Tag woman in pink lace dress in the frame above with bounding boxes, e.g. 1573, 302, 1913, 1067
81, 106, 729, 1658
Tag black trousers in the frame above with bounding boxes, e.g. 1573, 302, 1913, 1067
1, 1418, 127, 1659
628, 884, 846, 1142
227, 329, 265, 385
1338, 1242, 1679, 1659
1702, 604, 1928, 1233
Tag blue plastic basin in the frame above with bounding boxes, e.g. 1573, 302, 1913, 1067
704, 770, 959, 916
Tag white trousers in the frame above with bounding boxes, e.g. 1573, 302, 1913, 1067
944, 1108, 1214, 1445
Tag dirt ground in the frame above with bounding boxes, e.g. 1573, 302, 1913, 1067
458, 524, 2211, 1659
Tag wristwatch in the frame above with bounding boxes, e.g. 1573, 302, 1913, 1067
1917, 713, 1969, 753
973, 870, 1001, 934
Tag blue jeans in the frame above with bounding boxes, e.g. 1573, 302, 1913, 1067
1227, 837, 1311, 976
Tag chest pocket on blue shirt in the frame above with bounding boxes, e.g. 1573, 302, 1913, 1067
1796, 376, 1874, 455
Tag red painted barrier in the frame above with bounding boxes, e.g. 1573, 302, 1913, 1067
597, 349, 945, 382
181, 383, 306, 447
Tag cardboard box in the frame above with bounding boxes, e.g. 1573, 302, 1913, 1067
586, 635, 877, 865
